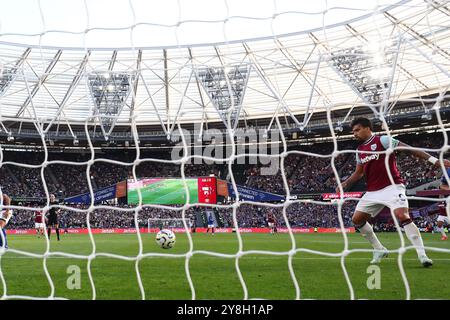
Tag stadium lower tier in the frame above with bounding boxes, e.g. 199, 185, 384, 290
0, 132, 446, 199
6, 202, 440, 232
2, 233, 449, 299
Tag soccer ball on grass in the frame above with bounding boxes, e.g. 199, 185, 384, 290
155, 229, 176, 249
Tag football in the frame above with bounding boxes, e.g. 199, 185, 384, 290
155, 229, 176, 249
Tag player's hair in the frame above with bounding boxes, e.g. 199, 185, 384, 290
351, 117, 373, 130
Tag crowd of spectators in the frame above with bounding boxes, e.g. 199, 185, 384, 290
8, 204, 190, 229
1, 132, 448, 230
12, 200, 436, 231
8, 202, 357, 229
216, 202, 355, 228
244, 132, 447, 194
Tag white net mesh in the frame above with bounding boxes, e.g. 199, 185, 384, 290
147, 218, 191, 232
0, 0, 449, 300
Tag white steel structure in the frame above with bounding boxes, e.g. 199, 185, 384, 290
0, 0, 448, 141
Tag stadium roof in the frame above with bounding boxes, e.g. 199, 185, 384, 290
0, 0, 449, 141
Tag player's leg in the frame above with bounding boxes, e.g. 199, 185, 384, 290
353, 195, 386, 247
0, 227, 7, 249
353, 195, 389, 264
0, 220, 8, 250
389, 184, 432, 267
47, 225, 52, 239
0, 228, 7, 250
352, 210, 386, 252
444, 217, 449, 240
436, 217, 448, 240
55, 223, 60, 241
393, 207, 432, 267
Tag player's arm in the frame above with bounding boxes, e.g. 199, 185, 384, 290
380, 135, 450, 168
398, 141, 450, 168
440, 168, 450, 190
336, 163, 364, 193
0, 194, 11, 228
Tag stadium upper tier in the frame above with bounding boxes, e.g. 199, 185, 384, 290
0, 0, 449, 141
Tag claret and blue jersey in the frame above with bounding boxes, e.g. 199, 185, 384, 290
355, 135, 404, 191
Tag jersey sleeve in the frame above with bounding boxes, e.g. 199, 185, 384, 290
355, 153, 362, 165
441, 168, 450, 185
380, 135, 400, 149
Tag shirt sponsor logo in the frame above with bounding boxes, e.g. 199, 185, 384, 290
360, 153, 380, 164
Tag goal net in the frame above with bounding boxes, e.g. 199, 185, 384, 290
0, 0, 449, 300
147, 218, 191, 233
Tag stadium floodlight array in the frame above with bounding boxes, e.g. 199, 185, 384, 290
330, 41, 398, 109
196, 65, 251, 130
0, 48, 31, 97
0, 66, 18, 96
87, 72, 135, 139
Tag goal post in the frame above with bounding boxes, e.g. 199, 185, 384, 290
147, 218, 192, 233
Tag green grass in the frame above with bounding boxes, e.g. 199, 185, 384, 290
127, 179, 198, 205
1, 232, 449, 300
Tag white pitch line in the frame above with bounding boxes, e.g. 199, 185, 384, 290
2, 256, 450, 261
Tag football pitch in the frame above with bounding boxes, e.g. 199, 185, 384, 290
1, 232, 449, 300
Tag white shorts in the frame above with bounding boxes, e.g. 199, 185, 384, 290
1, 209, 13, 225
208, 224, 214, 228
268, 222, 275, 228
437, 215, 450, 224
35, 223, 44, 229
355, 184, 408, 218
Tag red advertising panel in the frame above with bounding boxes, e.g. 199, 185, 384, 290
7, 227, 355, 234
197, 176, 217, 204
322, 192, 363, 200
